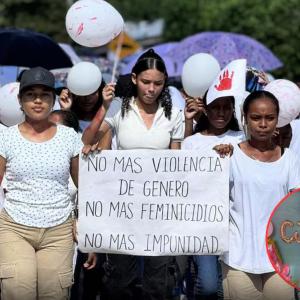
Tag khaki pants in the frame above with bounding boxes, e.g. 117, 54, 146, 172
0, 210, 74, 300
221, 262, 294, 300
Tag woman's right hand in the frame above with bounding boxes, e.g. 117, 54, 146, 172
59, 88, 73, 111
102, 83, 116, 110
184, 97, 205, 121
82, 143, 102, 156
213, 144, 234, 158
84, 253, 97, 270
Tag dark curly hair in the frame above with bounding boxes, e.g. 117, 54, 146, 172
121, 49, 172, 119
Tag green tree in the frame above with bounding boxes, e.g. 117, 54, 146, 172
109, 0, 163, 21
161, 0, 300, 79
0, 0, 70, 42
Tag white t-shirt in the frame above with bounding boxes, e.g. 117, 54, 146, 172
105, 97, 184, 149
0, 124, 82, 228
182, 130, 244, 151
222, 145, 300, 273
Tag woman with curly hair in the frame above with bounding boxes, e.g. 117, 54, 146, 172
82, 49, 195, 299
82, 49, 186, 151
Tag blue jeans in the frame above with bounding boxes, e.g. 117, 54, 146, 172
193, 255, 223, 300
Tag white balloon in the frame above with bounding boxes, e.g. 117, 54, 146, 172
66, 0, 124, 47
67, 62, 102, 96
264, 79, 300, 127
181, 53, 220, 98
0, 82, 25, 127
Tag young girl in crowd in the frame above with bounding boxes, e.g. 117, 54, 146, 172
0, 67, 96, 300
182, 94, 244, 300
221, 90, 300, 300
59, 79, 106, 131
82, 49, 201, 300
49, 109, 80, 133
59, 78, 108, 300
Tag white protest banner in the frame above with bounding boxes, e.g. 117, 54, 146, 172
78, 150, 229, 256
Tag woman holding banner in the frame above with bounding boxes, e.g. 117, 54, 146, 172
221, 90, 300, 300
82, 49, 201, 300
181, 58, 246, 300
182, 93, 243, 300
0, 67, 96, 300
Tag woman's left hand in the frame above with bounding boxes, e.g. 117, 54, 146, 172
84, 253, 97, 270
213, 143, 233, 158
72, 218, 78, 243
184, 97, 205, 120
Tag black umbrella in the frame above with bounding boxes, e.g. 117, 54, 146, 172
0, 28, 73, 69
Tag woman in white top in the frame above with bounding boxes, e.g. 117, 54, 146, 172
182, 95, 244, 300
0, 67, 96, 300
222, 90, 300, 300
82, 49, 198, 300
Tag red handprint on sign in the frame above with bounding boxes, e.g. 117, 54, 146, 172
214, 70, 234, 91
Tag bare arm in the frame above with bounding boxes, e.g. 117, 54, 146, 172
82, 83, 115, 145
170, 141, 181, 149
97, 126, 113, 150
82, 106, 108, 145
184, 119, 194, 138
0, 156, 6, 185
70, 155, 79, 188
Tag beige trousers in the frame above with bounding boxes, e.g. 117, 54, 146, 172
0, 210, 74, 300
221, 262, 294, 300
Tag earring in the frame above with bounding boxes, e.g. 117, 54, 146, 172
241, 115, 250, 139
241, 114, 245, 127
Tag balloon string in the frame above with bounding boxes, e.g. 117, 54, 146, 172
111, 30, 124, 83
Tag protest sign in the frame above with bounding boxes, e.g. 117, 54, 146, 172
78, 150, 229, 256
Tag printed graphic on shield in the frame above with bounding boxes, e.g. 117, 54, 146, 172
266, 189, 300, 290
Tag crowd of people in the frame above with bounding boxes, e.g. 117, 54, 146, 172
0, 48, 299, 300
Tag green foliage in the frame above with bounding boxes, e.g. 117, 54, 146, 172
161, 0, 300, 79
109, 0, 163, 21
0, 0, 70, 42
